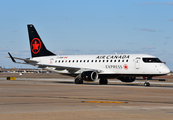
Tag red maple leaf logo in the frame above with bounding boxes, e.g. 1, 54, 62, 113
124, 64, 128, 70
31, 38, 41, 54
32, 41, 39, 50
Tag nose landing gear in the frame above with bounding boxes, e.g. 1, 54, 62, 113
144, 82, 150, 86
143, 76, 150, 87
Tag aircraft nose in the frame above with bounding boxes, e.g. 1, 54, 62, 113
162, 65, 170, 74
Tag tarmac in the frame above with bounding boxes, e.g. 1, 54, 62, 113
0, 73, 173, 120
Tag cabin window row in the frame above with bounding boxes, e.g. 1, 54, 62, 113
54, 59, 128, 63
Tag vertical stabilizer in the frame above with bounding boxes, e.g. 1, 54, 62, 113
27, 24, 55, 57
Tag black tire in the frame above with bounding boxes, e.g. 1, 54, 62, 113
99, 78, 108, 85
147, 83, 150, 86
144, 82, 150, 87
75, 78, 83, 84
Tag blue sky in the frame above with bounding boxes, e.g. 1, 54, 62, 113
0, 0, 173, 70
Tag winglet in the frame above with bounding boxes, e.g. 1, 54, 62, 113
8, 52, 16, 63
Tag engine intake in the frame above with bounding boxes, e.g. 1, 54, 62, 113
80, 71, 98, 81
118, 77, 136, 83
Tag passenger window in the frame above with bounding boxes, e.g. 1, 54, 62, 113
87, 60, 89, 62
122, 60, 124, 62
126, 60, 128, 62
107, 60, 109, 62
99, 60, 101, 62
80, 60, 82, 62
118, 60, 120, 62
110, 60, 112, 62
76, 60, 78, 62
91, 60, 93, 62
95, 60, 97, 62
69, 60, 71, 63
114, 60, 116, 62
103, 60, 105, 62
83, 60, 85, 62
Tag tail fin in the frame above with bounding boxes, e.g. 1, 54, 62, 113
27, 24, 55, 57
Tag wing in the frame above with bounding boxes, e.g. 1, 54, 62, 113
7, 52, 101, 74
33, 63, 101, 74
36, 63, 81, 73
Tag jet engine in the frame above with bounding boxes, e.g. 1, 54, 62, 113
80, 71, 98, 81
117, 77, 136, 82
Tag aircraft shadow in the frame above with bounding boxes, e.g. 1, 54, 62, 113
50, 81, 173, 88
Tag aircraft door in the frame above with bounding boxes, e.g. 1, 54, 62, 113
135, 57, 141, 69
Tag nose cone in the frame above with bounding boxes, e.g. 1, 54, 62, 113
162, 64, 170, 74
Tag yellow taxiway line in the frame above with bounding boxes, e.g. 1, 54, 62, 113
82, 101, 127, 103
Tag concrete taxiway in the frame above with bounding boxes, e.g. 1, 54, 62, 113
0, 77, 173, 120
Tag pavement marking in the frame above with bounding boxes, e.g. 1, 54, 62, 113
82, 101, 127, 104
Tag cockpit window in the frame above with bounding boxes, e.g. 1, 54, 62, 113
142, 58, 162, 63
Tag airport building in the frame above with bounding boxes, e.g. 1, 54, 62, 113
0, 67, 48, 73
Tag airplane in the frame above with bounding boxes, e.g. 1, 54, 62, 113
8, 24, 170, 86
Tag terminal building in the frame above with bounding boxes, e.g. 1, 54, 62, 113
0, 67, 48, 73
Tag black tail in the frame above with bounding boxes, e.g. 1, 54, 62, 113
27, 24, 55, 57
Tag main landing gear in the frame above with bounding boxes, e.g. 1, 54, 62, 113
74, 78, 83, 84
99, 78, 108, 85
74, 78, 108, 85
144, 76, 150, 87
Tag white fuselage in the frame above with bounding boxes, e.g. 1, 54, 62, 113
31, 54, 170, 77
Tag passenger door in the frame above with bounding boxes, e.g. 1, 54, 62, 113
135, 57, 141, 69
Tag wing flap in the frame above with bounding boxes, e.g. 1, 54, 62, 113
35, 63, 101, 74
36, 64, 80, 73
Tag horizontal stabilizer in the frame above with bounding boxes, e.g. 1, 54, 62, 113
8, 52, 38, 63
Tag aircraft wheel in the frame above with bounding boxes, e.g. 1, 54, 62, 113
75, 78, 83, 84
144, 82, 150, 87
99, 78, 108, 85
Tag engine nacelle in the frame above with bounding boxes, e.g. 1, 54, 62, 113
80, 71, 98, 81
118, 77, 136, 83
